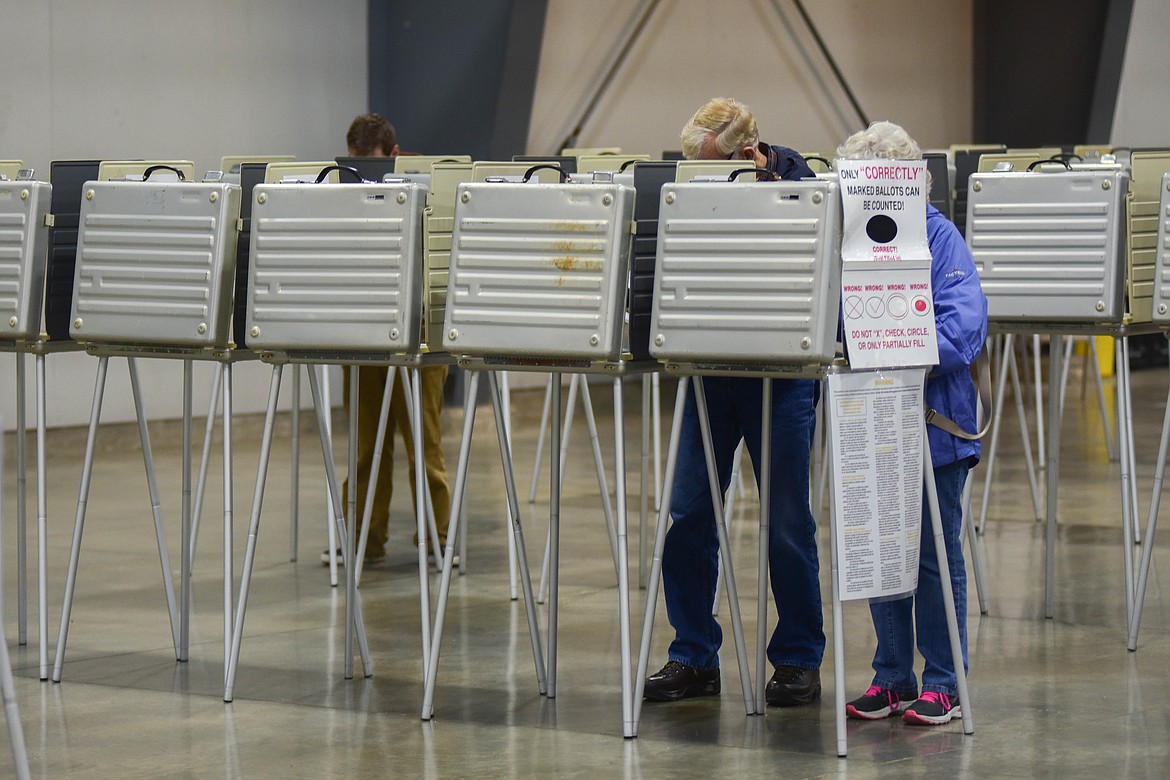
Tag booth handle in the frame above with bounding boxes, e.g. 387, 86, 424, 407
804, 155, 833, 171
522, 164, 571, 183
142, 165, 187, 181
728, 167, 775, 182
315, 165, 364, 183
1027, 158, 1072, 172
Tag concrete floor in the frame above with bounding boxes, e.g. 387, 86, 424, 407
4, 355, 1170, 778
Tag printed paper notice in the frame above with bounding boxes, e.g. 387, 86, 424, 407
828, 368, 925, 601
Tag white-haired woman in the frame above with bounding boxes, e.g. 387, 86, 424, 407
838, 121, 987, 726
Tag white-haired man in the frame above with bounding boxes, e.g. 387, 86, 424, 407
644, 97, 825, 708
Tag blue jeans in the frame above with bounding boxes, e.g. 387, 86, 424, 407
869, 456, 973, 697
662, 376, 824, 671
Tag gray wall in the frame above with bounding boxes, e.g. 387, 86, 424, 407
528, 0, 975, 157
1111, 0, 1170, 145
0, 1, 368, 430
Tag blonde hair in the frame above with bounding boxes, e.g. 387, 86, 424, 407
680, 97, 759, 160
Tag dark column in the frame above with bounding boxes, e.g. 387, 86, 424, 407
973, 0, 1131, 146
367, 0, 548, 159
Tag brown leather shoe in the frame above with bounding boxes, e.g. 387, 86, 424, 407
643, 660, 720, 702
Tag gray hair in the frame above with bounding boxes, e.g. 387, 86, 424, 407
680, 97, 760, 160
836, 121, 922, 161
837, 120, 931, 191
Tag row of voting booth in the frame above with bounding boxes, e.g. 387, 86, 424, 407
3, 141, 1170, 760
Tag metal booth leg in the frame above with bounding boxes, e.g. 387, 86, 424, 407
923, 437, 975, 736
422, 371, 546, 720
289, 367, 301, 562
225, 364, 284, 701
307, 367, 372, 680
754, 379, 772, 714
354, 365, 395, 586
188, 367, 222, 569
633, 377, 689, 734
34, 355, 48, 678
14, 352, 26, 648
52, 357, 110, 682
693, 378, 756, 715
412, 366, 433, 671
529, 373, 555, 503
1129, 357, 1170, 650
1045, 335, 1063, 619
612, 377, 634, 737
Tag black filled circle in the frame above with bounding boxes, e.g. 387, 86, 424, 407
866, 214, 898, 244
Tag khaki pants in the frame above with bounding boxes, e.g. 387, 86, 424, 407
340, 364, 451, 554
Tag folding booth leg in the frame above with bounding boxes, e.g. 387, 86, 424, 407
1087, 338, 1117, 462
502, 371, 519, 594
488, 371, 546, 691
307, 368, 373, 680
579, 379, 620, 577
1007, 340, 1043, 522
693, 378, 756, 715
225, 365, 284, 701
128, 358, 180, 657
962, 471, 989, 615
320, 366, 339, 588
529, 374, 555, 503
922, 436, 975, 736
1116, 339, 1136, 626
34, 355, 48, 678
0, 612, 31, 780
412, 367, 433, 670
716, 441, 747, 613
1033, 334, 1046, 468
977, 335, 1012, 534
754, 379, 772, 714
14, 353, 26, 647
826, 381, 847, 757
547, 373, 562, 697
180, 361, 193, 663
640, 375, 651, 590
1045, 336, 1063, 619
399, 366, 443, 572
1129, 359, 1170, 650
612, 377, 635, 737
540, 376, 621, 602
633, 377, 689, 733
220, 362, 235, 680
189, 368, 221, 567
289, 367, 300, 562
1120, 340, 1140, 549
354, 365, 394, 585
422, 371, 546, 721
653, 372, 663, 514
52, 356, 109, 682
539, 375, 579, 603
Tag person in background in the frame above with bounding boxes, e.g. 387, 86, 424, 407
326, 112, 453, 568
644, 97, 825, 708
838, 120, 986, 726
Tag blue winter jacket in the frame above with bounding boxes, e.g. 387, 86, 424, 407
924, 203, 987, 467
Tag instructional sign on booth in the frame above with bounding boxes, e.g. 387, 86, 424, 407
828, 368, 925, 601
835, 158, 938, 369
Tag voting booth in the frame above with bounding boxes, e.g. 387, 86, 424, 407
0, 165, 57, 680
52, 160, 248, 690
965, 155, 1158, 638
637, 172, 843, 731
228, 159, 471, 700
424, 161, 655, 738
